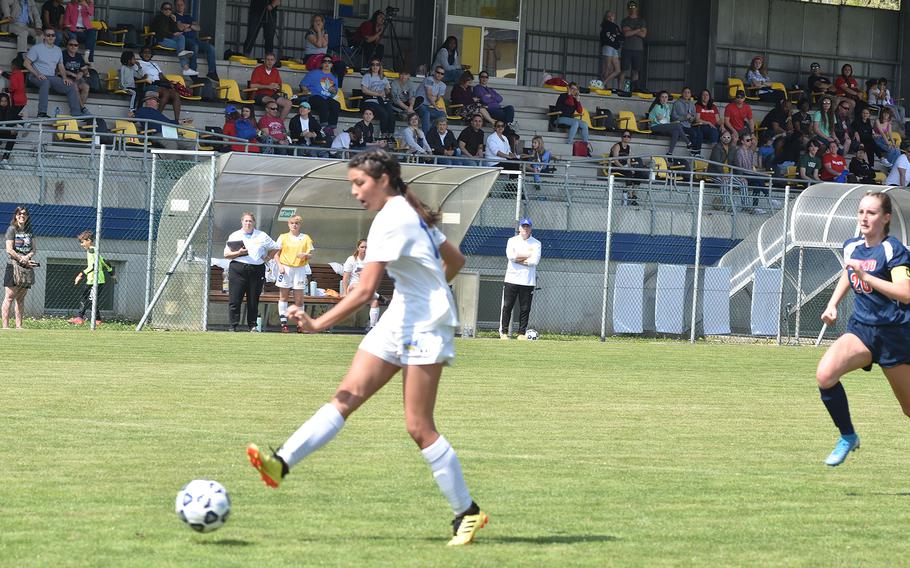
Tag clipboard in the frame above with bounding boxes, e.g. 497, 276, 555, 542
226, 240, 245, 252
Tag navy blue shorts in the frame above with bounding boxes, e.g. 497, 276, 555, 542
846, 317, 910, 371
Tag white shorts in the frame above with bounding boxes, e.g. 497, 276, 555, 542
359, 323, 456, 367
275, 265, 308, 290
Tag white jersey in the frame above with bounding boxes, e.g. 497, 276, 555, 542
343, 254, 367, 287
364, 195, 458, 332
504, 234, 541, 286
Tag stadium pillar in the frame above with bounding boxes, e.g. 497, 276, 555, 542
207, 0, 227, 58
688, 0, 714, 95
900, 2, 910, 103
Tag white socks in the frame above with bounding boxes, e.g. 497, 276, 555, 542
277, 403, 346, 469
369, 307, 380, 327
421, 435, 473, 515
278, 300, 289, 320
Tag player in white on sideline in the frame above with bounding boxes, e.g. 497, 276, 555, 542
247, 150, 488, 546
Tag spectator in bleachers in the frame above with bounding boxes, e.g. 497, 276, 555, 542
242, 0, 278, 60
134, 91, 194, 149
389, 69, 418, 119
24, 28, 85, 117
758, 98, 792, 145
61, 38, 90, 112
608, 130, 641, 204
433, 35, 463, 84
849, 145, 876, 183
429, 117, 459, 165
451, 71, 493, 125
792, 98, 814, 137
744, 56, 784, 104
619, 0, 646, 92
884, 140, 910, 186
360, 58, 395, 137
420, 65, 447, 135
457, 113, 485, 166
300, 56, 340, 137
670, 87, 702, 156
599, 10, 622, 90
807, 62, 835, 98
137, 46, 182, 120
820, 140, 847, 182
400, 112, 431, 156
302, 13, 345, 87
554, 82, 591, 152
708, 129, 736, 175
4, 55, 27, 118
40, 0, 64, 46
852, 107, 878, 166
0, 93, 19, 168
63, 0, 95, 63
812, 96, 837, 146
258, 98, 291, 154
834, 99, 857, 153
118, 50, 144, 113
353, 10, 385, 69
798, 139, 822, 182
834, 64, 864, 115
250, 52, 290, 119
474, 71, 515, 126
723, 89, 754, 143
351, 107, 386, 150
648, 90, 688, 156
174, 0, 218, 81
869, 77, 906, 132
526, 135, 554, 185
873, 107, 901, 167
3, 0, 41, 57
485, 120, 518, 167
150, 2, 196, 76
330, 126, 360, 155
289, 102, 324, 154
222, 105, 260, 153
733, 132, 770, 213
695, 89, 720, 144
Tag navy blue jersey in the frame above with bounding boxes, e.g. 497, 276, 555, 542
843, 235, 910, 325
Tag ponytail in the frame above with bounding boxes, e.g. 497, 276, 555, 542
348, 150, 441, 227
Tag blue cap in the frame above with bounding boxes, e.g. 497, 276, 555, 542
519, 217, 532, 227
224, 104, 238, 115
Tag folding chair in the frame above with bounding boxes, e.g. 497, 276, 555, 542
325, 17, 360, 71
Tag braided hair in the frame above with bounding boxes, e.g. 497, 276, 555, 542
348, 150, 440, 227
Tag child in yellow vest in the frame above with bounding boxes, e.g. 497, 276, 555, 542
274, 215, 315, 332
67, 230, 113, 325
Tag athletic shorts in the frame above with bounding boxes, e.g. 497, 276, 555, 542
359, 323, 456, 367
846, 317, 910, 371
602, 45, 620, 57
275, 265, 308, 290
622, 49, 643, 72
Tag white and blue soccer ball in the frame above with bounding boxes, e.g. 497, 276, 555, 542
525, 329, 540, 340
175, 479, 231, 533
589, 79, 604, 90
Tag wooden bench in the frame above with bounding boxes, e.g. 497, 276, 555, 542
208, 263, 395, 328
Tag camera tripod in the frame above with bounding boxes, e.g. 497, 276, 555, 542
383, 11, 405, 73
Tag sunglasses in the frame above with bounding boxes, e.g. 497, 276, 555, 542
267, 106, 278, 110
45, 33, 55, 37
371, 62, 381, 66
68, 42, 79, 46
839, 105, 850, 110
742, 137, 753, 142
434, 70, 444, 75
622, 134, 631, 139
162, 6, 172, 10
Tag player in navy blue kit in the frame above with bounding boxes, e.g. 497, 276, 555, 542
816, 191, 910, 466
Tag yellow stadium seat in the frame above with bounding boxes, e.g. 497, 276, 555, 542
617, 110, 651, 134
218, 79, 254, 104
165, 74, 203, 101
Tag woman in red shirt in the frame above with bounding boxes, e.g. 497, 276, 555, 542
695, 89, 720, 144
4, 56, 27, 119
835, 64, 866, 116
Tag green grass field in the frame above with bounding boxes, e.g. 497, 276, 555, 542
3, 329, 910, 567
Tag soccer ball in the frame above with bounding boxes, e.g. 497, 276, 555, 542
525, 329, 540, 340
175, 479, 231, 533
589, 79, 604, 90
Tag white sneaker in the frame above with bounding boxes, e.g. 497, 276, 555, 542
182, 68, 199, 76
178, 50, 194, 58
0, 159, 9, 170
881, 158, 893, 168
753, 208, 767, 215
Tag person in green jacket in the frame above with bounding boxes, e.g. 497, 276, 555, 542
67, 229, 112, 325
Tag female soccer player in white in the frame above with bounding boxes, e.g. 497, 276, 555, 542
247, 150, 487, 546
342, 238, 381, 328
816, 191, 910, 466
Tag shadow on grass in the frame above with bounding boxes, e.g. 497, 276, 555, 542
483, 534, 619, 545
846, 491, 910, 497
196, 539, 254, 546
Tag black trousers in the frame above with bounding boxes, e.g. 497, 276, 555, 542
500, 282, 534, 335
308, 95, 340, 128
77, 282, 105, 320
242, 5, 277, 56
228, 261, 265, 329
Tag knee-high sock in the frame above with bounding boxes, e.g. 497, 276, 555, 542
369, 307, 380, 327
820, 383, 855, 436
421, 435, 473, 515
278, 300, 289, 321
277, 403, 345, 468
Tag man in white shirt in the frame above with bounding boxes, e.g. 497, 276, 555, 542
885, 140, 910, 186
500, 217, 541, 340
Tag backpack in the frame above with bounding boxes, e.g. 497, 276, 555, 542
114, 23, 141, 48
86, 68, 104, 93
594, 107, 615, 131
198, 77, 218, 102
235, 119, 258, 140
573, 141, 591, 157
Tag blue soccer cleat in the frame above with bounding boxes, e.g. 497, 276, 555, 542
825, 434, 860, 466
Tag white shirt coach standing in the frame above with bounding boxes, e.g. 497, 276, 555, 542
223, 211, 280, 332
500, 217, 541, 340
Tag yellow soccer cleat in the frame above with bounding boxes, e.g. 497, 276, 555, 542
247, 443, 286, 488
447, 503, 488, 546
